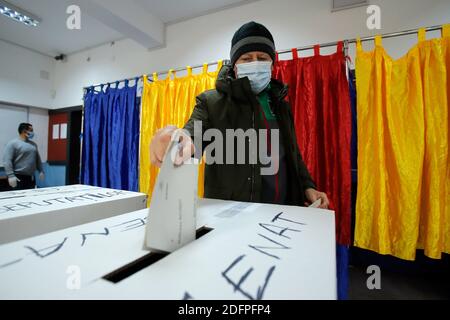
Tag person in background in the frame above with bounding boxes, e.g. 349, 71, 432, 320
150, 21, 329, 209
3, 123, 45, 190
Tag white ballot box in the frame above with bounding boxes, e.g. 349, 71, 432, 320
0, 198, 229, 299
0, 209, 150, 299
0, 185, 147, 244
81, 201, 337, 300
0, 199, 336, 300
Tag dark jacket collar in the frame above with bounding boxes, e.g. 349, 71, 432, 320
215, 64, 288, 102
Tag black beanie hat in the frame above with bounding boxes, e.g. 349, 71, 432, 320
230, 21, 276, 66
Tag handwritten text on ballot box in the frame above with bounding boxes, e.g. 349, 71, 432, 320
0, 199, 336, 299
77, 201, 337, 300
0, 209, 151, 299
0, 198, 251, 299
0, 185, 147, 244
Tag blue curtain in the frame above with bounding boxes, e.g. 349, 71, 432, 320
333, 69, 358, 301
337, 244, 349, 300
81, 80, 140, 191
335, 68, 358, 301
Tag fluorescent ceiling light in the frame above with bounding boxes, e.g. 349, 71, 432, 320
0, 0, 40, 27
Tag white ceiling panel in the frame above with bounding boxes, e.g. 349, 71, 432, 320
0, 0, 259, 56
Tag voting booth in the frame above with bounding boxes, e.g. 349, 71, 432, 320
0, 185, 147, 244
0, 198, 336, 300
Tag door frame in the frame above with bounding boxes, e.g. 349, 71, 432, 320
49, 106, 82, 184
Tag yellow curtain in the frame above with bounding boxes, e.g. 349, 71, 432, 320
355, 25, 449, 260
139, 61, 223, 205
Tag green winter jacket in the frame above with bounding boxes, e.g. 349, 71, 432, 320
184, 64, 315, 206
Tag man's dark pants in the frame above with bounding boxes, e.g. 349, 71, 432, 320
12, 174, 36, 190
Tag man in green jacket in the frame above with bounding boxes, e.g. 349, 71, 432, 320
150, 21, 329, 209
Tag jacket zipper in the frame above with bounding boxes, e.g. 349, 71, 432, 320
250, 108, 255, 202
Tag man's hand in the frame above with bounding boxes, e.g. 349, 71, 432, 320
150, 126, 177, 167
172, 129, 195, 166
150, 125, 195, 168
39, 172, 45, 181
305, 188, 330, 209
8, 176, 19, 188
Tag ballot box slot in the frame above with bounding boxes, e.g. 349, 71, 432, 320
103, 227, 214, 283
103, 251, 168, 283
195, 226, 213, 239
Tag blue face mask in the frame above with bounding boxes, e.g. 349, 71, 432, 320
27, 132, 35, 139
236, 61, 272, 94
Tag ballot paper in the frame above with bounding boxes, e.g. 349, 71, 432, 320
144, 133, 199, 253
309, 199, 322, 208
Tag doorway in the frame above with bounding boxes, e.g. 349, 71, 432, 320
66, 109, 82, 185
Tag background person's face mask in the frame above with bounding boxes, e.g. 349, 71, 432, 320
236, 61, 272, 94
27, 131, 35, 139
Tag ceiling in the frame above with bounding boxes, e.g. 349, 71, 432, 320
0, 0, 257, 57
134, 0, 252, 24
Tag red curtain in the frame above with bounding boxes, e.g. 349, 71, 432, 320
273, 42, 351, 245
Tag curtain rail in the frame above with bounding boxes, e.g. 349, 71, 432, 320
83, 24, 445, 90
83, 60, 230, 89
277, 24, 443, 54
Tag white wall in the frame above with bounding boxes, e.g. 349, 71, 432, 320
0, 39, 51, 164
28, 107, 49, 163
0, 40, 55, 108
1, 0, 449, 109
52, 0, 450, 108
0, 103, 48, 166
0, 103, 28, 167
